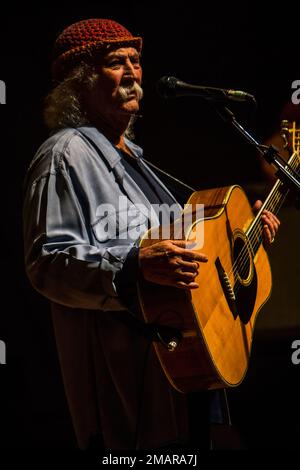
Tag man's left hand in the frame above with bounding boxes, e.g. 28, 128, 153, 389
253, 200, 281, 248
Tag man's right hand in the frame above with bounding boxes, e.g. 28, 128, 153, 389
139, 240, 208, 290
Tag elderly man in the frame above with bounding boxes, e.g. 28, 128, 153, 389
23, 18, 279, 450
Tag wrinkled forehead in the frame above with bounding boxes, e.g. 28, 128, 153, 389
102, 46, 141, 61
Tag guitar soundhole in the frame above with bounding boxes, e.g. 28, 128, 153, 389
231, 231, 257, 324
233, 235, 253, 286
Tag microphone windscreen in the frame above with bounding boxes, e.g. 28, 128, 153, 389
156, 76, 178, 98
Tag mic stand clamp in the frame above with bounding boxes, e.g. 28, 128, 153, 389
214, 105, 300, 196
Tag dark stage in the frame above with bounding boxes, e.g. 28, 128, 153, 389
0, 1, 300, 453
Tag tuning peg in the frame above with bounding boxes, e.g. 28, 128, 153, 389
281, 119, 290, 150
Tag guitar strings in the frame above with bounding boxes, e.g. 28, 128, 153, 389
219, 152, 300, 294
239, 155, 299, 265
227, 189, 282, 288
186, 126, 300, 300
231, 181, 284, 275
229, 156, 299, 286
233, 150, 299, 273
230, 189, 285, 295
226, 153, 300, 295
232, 196, 284, 295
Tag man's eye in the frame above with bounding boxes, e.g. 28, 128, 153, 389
108, 61, 120, 67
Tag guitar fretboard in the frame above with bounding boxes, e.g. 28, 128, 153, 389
247, 123, 300, 255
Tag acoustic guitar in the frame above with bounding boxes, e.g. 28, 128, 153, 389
138, 120, 300, 392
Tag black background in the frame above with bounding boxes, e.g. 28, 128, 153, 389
0, 0, 300, 451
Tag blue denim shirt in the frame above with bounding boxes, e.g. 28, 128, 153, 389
23, 126, 192, 450
23, 126, 182, 311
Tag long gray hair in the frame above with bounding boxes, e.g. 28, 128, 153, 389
44, 62, 142, 140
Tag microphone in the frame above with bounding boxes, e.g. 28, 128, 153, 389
157, 76, 256, 105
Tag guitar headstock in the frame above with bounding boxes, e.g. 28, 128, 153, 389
280, 120, 300, 156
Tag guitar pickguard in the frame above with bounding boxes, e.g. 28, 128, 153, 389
215, 253, 257, 324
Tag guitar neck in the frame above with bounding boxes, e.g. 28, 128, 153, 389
247, 146, 300, 254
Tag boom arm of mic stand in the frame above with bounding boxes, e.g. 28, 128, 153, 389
213, 105, 300, 196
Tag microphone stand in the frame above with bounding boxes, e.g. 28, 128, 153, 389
214, 105, 300, 196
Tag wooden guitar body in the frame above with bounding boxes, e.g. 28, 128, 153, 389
138, 185, 272, 392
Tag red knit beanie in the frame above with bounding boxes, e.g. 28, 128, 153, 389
52, 18, 142, 81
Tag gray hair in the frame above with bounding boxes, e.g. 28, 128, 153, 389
44, 62, 141, 140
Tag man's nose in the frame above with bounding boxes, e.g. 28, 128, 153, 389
123, 59, 139, 79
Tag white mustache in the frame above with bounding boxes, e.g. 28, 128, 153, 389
118, 82, 143, 102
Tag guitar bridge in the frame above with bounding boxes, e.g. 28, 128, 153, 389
215, 257, 238, 319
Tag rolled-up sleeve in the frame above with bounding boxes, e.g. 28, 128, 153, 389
23, 162, 136, 311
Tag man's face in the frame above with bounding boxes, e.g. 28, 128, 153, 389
90, 46, 143, 121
